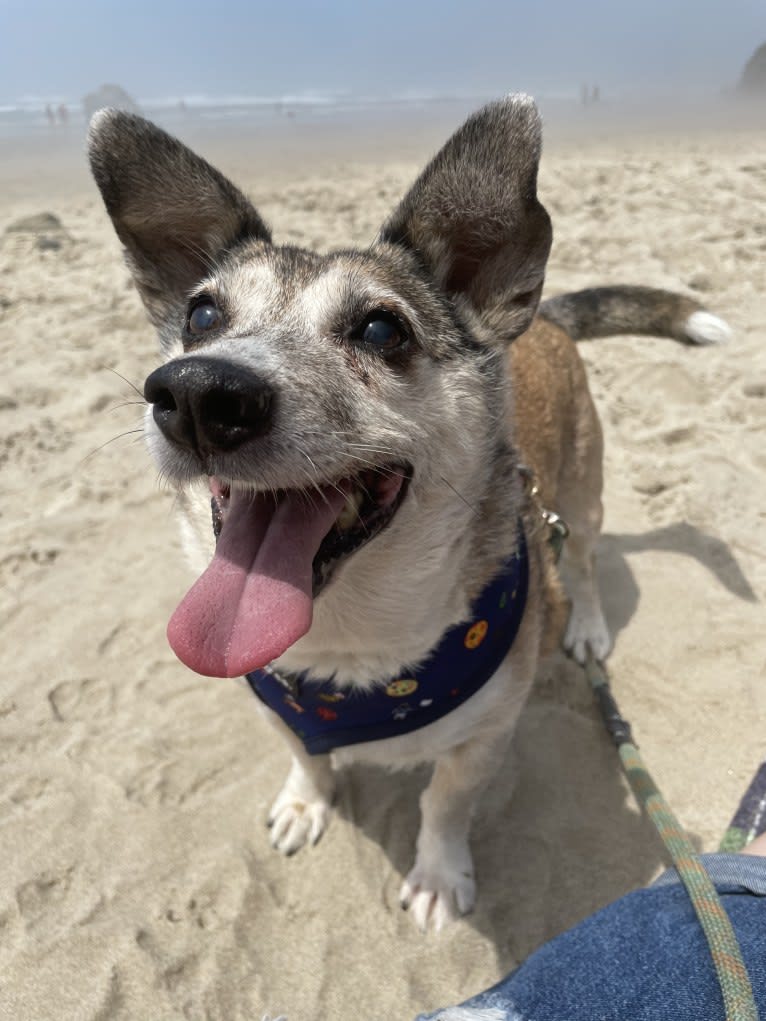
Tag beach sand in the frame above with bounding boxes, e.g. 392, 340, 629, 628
1, 102, 765, 1020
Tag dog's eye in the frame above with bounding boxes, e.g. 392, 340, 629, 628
354, 311, 407, 353
187, 299, 222, 336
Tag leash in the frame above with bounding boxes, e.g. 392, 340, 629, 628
520, 464, 757, 1017
584, 650, 759, 1021
518, 465, 569, 559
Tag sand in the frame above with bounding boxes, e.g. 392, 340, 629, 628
1, 103, 765, 1020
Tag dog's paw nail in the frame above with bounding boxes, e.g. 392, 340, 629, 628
267, 793, 331, 855
400, 858, 475, 931
564, 607, 611, 666
455, 883, 475, 916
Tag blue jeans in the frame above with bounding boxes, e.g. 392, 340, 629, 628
417, 854, 766, 1021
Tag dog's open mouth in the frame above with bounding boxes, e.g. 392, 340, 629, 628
167, 465, 411, 678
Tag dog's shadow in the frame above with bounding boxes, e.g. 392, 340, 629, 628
598, 521, 756, 640
333, 521, 755, 966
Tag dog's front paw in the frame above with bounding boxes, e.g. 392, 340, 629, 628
563, 603, 611, 664
267, 789, 331, 855
399, 845, 476, 932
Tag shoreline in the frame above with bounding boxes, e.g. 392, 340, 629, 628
2, 91, 765, 212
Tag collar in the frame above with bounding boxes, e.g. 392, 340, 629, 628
245, 528, 528, 755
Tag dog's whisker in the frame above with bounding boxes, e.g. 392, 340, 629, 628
339, 452, 387, 471
177, 236, 219, 277
345, 444, 401, 457
156, 469, 183, 493
99, 364, 146, 401
299, 449, 320, 478
439, 475, 480, 517
290, 443, 364, 508
167, 489, 187, 517
106, 401, 146, 414
80, 428, 145, 465
295, 451, 338, 512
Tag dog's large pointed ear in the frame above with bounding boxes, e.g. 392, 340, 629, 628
88, 110, 271, 328
379, 95, 551, 340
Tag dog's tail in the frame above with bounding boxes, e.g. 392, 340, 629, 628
538, 285, 731, 346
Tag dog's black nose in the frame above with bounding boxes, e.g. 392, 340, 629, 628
144, 357, 274, 455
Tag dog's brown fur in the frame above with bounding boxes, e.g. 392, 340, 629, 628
509, 319, 602, 654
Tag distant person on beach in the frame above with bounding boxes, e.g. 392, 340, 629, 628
581, 84, 601, 107
45, 103, 55, 128
57, 103, 69, 126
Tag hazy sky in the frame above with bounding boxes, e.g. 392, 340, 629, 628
1, 0, 763, 104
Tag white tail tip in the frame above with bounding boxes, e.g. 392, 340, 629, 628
684, 311, 732, 346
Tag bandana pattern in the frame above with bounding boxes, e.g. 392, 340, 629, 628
246, 531, 528, 755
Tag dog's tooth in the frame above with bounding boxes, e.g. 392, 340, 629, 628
336, 489, 363, 530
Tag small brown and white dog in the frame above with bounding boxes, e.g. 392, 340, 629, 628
89, 95, 729, 931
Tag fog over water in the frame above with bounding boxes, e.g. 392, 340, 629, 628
2, 0, 764, 117
1, 0, 764, 206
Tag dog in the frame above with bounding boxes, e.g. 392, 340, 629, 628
88, 95, 729, 931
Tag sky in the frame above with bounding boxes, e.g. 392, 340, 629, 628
1, 0, 764, 105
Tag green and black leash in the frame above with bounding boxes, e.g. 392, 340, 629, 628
527, 469, 758, 1018
584, 651, 759, 1021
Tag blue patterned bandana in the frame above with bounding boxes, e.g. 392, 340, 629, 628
245, 530, 528, 755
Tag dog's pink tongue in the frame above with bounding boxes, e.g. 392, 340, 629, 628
167, 486, 346, 678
